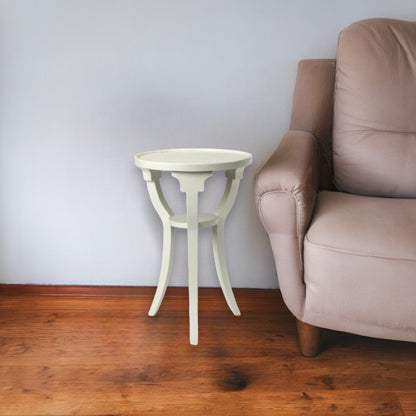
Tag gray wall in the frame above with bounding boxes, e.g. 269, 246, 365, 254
1, 1, 415, 288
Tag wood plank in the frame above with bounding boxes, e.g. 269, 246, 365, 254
0, 283, 157, 297
0, 284, 279, 304
0, 390, 406, 416
397, 392, 416, 416
0, 287, 414, 415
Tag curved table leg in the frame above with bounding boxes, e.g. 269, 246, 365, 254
213, 168, 246, 315
213, 219, 241, 316
148, 223, 175, 316
141, 169, 175, 316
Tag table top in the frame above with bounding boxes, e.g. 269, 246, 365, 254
135, 148, 252, 172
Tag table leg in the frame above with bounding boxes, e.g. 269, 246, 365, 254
148, 223, 175, 316
186, 189, 199, 346
213, 219, 241, 316
172, 171, 212, 345
213, 168, 245, 316
141, 169, 175, 316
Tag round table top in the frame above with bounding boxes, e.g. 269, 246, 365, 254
135, 148, 252, 172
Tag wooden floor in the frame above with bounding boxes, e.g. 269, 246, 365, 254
0, 285, 415, 416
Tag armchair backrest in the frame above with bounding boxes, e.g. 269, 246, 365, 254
333, 18, 416, 198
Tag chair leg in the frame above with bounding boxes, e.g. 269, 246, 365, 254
296, 319, 321, 357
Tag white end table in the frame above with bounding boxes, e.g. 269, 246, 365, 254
135, 148, 252, 345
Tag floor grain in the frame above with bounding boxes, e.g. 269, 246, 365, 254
0, 286, 415, 415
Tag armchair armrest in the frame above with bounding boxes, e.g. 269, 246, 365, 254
254, 129, 320, 318
255, 130, 320, 236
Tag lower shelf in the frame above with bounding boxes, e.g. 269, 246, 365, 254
169, 213, 219, 229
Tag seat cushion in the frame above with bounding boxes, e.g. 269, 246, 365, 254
303, 191, 416, 342
333, 18, 416, 197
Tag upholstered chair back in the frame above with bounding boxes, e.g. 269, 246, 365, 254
333, 19, 416, 197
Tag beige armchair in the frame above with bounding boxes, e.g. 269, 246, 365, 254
255, 18, 416, 356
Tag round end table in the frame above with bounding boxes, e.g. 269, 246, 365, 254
135, 148, 252, 345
